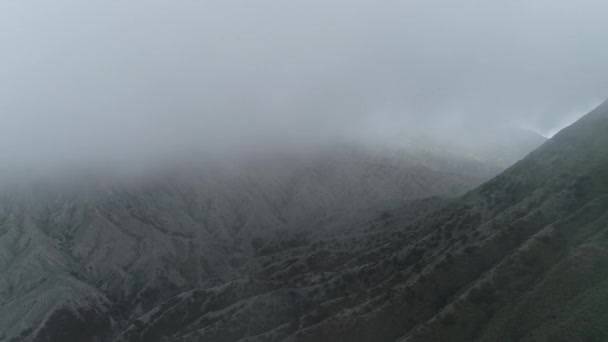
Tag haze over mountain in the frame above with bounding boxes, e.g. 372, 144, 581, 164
1, 99, 604, 342
0, 125, 546, 341
1, 0, 607, 171
1, 1, 608, 341
113, 101, 608, 342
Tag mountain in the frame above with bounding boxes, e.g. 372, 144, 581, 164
108, 101, 608, 342
0, 128, 546, 341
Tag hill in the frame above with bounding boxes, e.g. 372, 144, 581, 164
113, 101, 608, 342
0, 128, 546, 341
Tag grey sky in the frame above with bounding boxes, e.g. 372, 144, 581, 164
1, 0, 607, 167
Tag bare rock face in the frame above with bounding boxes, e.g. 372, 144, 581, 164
0, 129, 546, 341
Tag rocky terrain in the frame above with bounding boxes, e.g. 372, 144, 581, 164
0, 126, 555, 342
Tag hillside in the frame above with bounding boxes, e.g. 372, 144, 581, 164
0, 132, 545, 342
111, 101, 608, 342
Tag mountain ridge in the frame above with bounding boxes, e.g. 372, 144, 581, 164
109, 101, 608, 341
10, 115, 608, 341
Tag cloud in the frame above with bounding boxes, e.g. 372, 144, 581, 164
0, 0, 607, 168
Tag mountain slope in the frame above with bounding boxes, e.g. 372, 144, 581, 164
112, 101, 608, 342
0, 133, 544, 342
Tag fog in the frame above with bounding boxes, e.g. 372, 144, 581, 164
1, 0, 607, 171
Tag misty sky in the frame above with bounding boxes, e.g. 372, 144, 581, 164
1, 0, 607, 167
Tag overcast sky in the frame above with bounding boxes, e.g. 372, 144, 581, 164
1, 0, 607, 168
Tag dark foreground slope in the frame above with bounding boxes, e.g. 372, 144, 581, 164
115, 101, 608, 342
